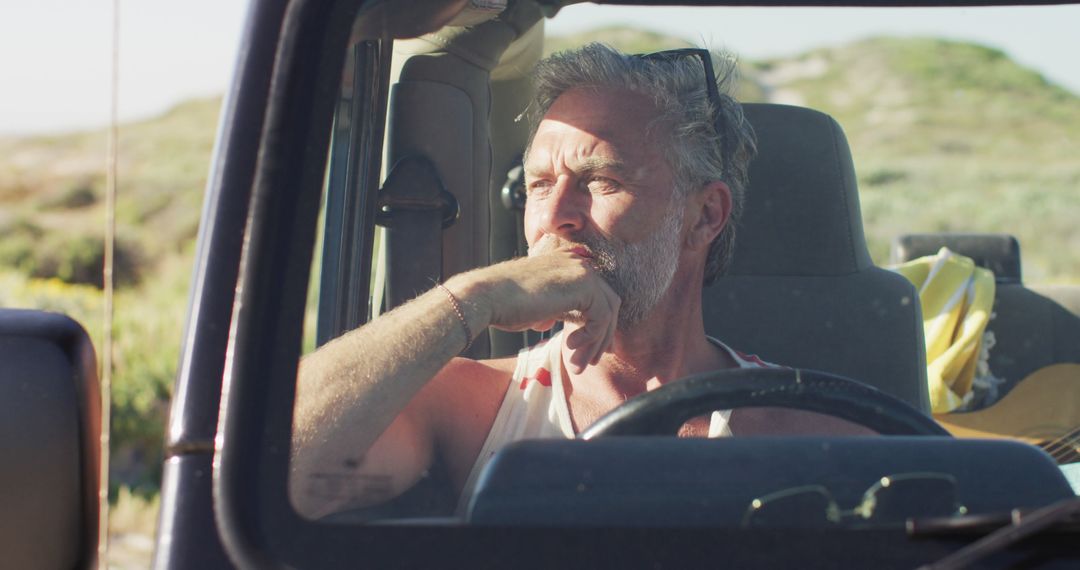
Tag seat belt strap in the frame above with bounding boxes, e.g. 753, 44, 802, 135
377, 155, 458, 310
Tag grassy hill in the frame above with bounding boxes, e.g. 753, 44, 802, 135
0, 97, 218, 287
2, 30, 1078, 492
756, 37, 1080, 280
0, 97, 220, 492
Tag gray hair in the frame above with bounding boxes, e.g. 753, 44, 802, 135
526, 43, 757, 284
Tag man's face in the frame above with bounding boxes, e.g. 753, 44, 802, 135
523, 87, 686, 328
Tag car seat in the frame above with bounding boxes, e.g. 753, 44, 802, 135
892, 233, 1080, 398
703, 104, 930, 412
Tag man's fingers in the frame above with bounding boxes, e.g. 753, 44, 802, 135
565, 323, 597, 374
593, 294, 618, 365
565, 284, 620, 371
593, 289, 619, 365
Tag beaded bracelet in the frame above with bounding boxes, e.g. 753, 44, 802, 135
435, 282, 473, 352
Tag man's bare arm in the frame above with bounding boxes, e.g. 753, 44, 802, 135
290, 281, 481, 517
290, 250, 620, 518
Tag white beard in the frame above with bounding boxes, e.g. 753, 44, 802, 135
529, 196, 684, 330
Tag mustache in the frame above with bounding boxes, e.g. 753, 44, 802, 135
528, 233, 615, 265
528, 234, 577, 256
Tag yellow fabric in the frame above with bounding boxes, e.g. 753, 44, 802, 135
892, 248, 996, 413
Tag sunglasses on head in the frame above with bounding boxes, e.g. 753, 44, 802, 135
633, 48, 725, 145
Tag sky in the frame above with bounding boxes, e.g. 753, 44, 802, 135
0, 0, 249, 136
1, 1, 1077, 136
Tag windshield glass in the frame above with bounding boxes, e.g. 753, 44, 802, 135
546, 4, 1080, 280
288, 2, 1080, 527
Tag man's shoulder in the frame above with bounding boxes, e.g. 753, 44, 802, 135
425, 355, 518, 405
439, 334, 557, 383
730, 348, 780, 369
418, 355, 519, 458
442, 354, 518, 378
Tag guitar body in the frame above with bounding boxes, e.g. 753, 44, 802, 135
934, 363, 1080, 464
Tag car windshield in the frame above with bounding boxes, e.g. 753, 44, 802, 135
544, 4, 1079, 279
5, 2, 1079, 568
285, 1, 1080, 530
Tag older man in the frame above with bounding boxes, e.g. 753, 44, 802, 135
291, 43, 868, 519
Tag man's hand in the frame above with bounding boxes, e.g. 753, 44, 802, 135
447, 247, 621, 374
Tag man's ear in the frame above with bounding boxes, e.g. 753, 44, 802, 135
685, 181, 732, 251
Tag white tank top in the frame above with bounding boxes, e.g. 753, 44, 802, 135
456, 332, 775, 512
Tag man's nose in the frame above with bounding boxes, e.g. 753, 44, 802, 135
536, 176, 588, 236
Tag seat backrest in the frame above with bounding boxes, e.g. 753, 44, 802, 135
892, 233, 1022, 284
891, 232, 1080, 394
990, 286, 1080, 392
704, 104, 930, 411
1031, 284, 1080, 317
0, 309, 100, 569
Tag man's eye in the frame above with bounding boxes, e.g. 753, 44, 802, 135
526, 180, 552, 195
586, 177, 620, 193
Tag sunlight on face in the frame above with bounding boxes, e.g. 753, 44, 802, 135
529, 195, 684, 329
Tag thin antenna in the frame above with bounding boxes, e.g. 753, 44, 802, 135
99, 0, 119, 566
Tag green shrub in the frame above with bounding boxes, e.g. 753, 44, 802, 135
45, 182, 98, 209
862, 168, 908, 187
1, 231, 145, 288
0, 218, 43, 271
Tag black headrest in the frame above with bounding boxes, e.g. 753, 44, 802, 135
730, 104, 871, 277
891, 233, 1022, 284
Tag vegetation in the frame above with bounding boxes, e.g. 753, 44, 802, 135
1, 30, 1077, 515
0, 97, 217, 495
747, 37, 1080, 281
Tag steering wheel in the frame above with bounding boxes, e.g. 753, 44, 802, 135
578, 367, 949, 439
